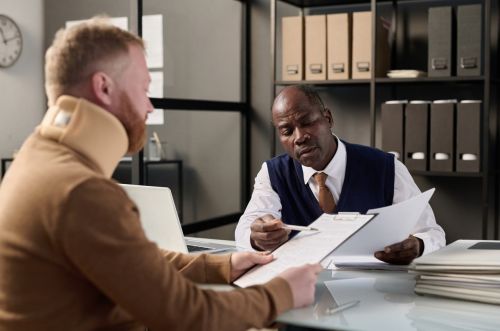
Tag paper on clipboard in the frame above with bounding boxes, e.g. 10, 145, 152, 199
233, 213, 375, 288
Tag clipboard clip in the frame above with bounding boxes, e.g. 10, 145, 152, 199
334, 212, 360, 221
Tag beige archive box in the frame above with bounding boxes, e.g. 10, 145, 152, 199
327, 13, 351, 80
352, 11, 371, 79
305, 15, 327, 81
352, 11, 390, 79
282, 16, 303, 81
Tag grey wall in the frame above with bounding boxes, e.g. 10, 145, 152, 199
0, 0, 44, 161
44, 0, 131, 49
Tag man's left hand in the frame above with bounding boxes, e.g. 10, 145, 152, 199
229, 251, 274, 281
374, 235, 424, 265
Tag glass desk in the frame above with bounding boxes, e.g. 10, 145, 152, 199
197, 238, 499, 330
277, 269, 500, 331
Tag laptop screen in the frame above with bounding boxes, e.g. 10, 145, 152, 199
120, 184, 189, 253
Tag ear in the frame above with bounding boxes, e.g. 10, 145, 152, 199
90, 72, 115, 107
324, 108, 334, 127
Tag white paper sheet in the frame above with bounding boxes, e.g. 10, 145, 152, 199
331, 188, 435, 258
234, 214, 374, 288
146, 71, 164, 125
331, 256, 409, 271
142, 14, 164, 69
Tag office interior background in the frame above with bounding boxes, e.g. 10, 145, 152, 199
1, 0, 499, 243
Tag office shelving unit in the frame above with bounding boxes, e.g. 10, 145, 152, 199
270, 0, 499, 240
130, 0, 251, 234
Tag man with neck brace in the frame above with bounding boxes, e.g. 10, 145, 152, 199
0, 18, 321, 331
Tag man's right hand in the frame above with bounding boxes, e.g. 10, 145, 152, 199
278, 264, 322, 308
250, 214, 290, 251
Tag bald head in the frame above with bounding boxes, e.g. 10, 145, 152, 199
273, 85, 325, 112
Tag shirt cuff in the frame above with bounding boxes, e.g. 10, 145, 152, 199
412, 232, 433, 256
243, 228, 257, 251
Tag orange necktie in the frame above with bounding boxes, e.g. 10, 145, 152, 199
314, 172, 336, 213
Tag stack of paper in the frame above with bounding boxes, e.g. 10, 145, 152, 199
387, 70, 426, 78
411, 240, 500, 305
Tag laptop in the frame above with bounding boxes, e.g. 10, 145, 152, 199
120, 184, 232, 254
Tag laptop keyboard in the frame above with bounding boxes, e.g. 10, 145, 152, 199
187, 244, 211, 252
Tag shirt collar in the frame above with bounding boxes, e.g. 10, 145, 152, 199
302, 135, 346, 185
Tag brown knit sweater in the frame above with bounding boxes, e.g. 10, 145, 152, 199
0, 96, 293, 331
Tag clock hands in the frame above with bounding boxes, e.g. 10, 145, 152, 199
0, 27, 6, 44
4, 35, 20, 43
0, 28, 18, 45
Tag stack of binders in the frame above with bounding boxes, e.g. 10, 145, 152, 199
412, 240, 500, 305
281, 12, 390, 81
428, 4, 483, 77
381, 99, 482, 173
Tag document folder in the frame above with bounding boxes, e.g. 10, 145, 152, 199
428, 7, 453, 77
282, 16, 303, 81
430, 100, 456, 172
456, 100, 481, 172
352, 11, 371, 79
457, 4, 482, 76
352, 12, 389, 79
381, 101, 406, 161
305, 15, 327, 81
405, 101, 430, 171
327, 13, 350, 80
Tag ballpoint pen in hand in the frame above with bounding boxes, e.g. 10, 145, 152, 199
281, 224, 319, 232
326, 300, 360, 315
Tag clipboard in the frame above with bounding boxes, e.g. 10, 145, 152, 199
233, 213, 376, 288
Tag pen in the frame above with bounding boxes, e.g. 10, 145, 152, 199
326, 300, 360, 315
282, 224, 319, 232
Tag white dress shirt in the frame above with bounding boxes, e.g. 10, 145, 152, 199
235, 140, 446, 255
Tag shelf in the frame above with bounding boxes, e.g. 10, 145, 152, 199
274, 77, 485, 85
277, 0, 370, 8
275, 79, 370, 86
150, 98, 246, 112
410, 170, 483, 178
376, 76, 485, 84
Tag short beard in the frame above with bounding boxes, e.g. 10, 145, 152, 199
118, 92, 147, 154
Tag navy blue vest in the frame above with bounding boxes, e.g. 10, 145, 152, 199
266, 141, 395, 226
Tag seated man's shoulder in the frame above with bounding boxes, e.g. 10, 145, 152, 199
344, 141, 393, 162
68, 177, 126, 201
60, 177, 134, 222
267, 153, 295, 167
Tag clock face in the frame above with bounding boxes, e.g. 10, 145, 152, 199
0, 15, 22, 68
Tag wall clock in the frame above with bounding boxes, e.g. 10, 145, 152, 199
0, 14, 22, 68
